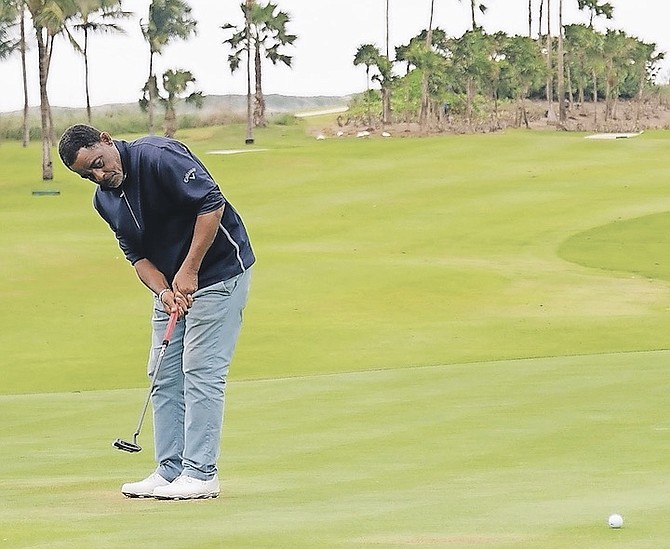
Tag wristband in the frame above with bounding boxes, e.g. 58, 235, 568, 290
158, 288, 170, 303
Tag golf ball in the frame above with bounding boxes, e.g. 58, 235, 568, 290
608, 514, 624, 528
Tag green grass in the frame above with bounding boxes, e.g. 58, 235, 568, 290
2, 124, 670, 547
3, 352, 670, 548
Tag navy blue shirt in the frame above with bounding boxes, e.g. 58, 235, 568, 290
93, 136, 255, 288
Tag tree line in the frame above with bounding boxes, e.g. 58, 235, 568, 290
353, 0, 664, 131
0, 0, 294, 180
0, 0, 665, 179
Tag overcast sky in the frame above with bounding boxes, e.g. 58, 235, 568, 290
0, 0, 668, 113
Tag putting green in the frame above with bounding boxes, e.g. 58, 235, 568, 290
2, 351, 670, 547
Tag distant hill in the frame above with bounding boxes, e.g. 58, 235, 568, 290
0, 93, 353, 140
193, 94, 351, 114
11, 94, 351, 118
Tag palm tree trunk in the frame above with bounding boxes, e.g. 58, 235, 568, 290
382, 0, 391, 125
566, 65, 574, 104
245, 0, 254, 144
545, 0, 554, 119
605, 68, 613, 121
382, 86, 390, 126
466, 76, 474, 125
84, 29, 92, 124
253, 38, 266, 127
635, 64, 646, 127
557, 0, 566, 123
528, 0, 532, 37
419, 0, 435, 130
45, 33, 56, 146
385, 0, 389, 59
148, 53, 155, 134
592, 69, 598, 124
364, 67, 371, 125
20, 2, 29, 147
35, 27, 53, 180
164, 104, 176, 138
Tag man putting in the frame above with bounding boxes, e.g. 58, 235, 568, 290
58, 125, 255, 500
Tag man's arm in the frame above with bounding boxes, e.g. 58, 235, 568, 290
172, 205, 225, 306
133, 258, 188, 317
135, 206, 224, 315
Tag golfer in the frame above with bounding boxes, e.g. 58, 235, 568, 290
58, 124, 255, 500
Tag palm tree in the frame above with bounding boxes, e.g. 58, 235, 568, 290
223, 1, 295, 128
577, 0, 613, 28
375, 54, 393, 126
158, 68, 202, 138
354, 43, 379, 124
72, 0, 131, 124
602, 29, 632, 121
244, 0, 253, 143
397, 30, 445, 128
564, 24, 592, 105
0, 2, 18, 62
18, 1, 29, 146
419, 0, 435, 129
449, 30, 495, 125
353, 43, 393, 126
587, 29, 605, 123
141, 0, 196, 134
25, 0, 78, 180
557, 0, 566, 124
384, 0, 389, 58
544, 0, 553, 118
222, 0, 255, 143
0, 0, 31, 146
251, 2, 295, 127
629, 39, 663, 125
499, 34, 547, 127
382, 0, 392, 124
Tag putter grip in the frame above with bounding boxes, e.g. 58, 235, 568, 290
163, 310, 179, 343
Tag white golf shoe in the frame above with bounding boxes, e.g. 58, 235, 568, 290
121, 472, 170, 498
153, 474, 220, 500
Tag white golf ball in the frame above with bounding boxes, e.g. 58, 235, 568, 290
608, 514, 624, 528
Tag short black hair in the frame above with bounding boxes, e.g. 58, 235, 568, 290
58, 124, 104, 168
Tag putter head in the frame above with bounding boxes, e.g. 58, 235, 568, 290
112, 438, 142, 453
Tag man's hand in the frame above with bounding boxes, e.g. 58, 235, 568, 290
168, 206, 223, 313
172, 266, 197, 310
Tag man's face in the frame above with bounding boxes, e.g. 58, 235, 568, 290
69, 132, 124, 191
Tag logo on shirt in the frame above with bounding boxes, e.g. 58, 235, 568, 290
183, 167, 197, 183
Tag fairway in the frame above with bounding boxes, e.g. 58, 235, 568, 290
2, 124, 670, 547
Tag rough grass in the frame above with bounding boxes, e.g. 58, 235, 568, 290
2, 124, 670, 547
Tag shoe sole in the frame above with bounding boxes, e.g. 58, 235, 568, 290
122, 492, 155, 498
153, 493, 219, 501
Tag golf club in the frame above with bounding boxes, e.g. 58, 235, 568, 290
113, 308, 179, 453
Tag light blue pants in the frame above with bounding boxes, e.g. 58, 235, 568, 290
147, 269, 252, 482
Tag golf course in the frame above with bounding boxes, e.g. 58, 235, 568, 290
2, 121, 670, 547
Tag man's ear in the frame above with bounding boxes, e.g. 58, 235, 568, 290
100, 132, 113, 145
